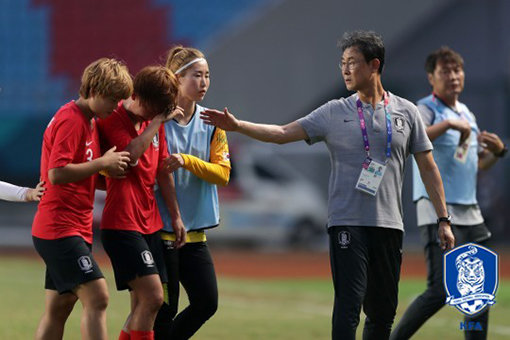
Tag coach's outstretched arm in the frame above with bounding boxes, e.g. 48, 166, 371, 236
201, 108, 307, 144
414, 150, 455, 250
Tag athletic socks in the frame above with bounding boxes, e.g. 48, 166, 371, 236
130, 330, 154, 340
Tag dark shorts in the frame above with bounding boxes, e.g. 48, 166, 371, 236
101, 229, 167, 291
33, 236, 104, 294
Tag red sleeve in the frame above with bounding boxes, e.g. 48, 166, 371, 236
48, 115, 85, 169
158, 126, 169, 164
98, 112, 133, 152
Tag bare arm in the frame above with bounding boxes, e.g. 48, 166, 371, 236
156, 169, 186, 248
414, 150, 455, 250
124, 117, 164, 165
478, 149, 498, 170
201, 108, 308, 144
426, 119, 471, 144
49, 146, 130, 185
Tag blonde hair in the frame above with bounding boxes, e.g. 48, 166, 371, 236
79, 58, 133, 100
134, 66, 179, 114
166, 46, 206, 76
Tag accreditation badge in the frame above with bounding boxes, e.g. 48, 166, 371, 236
355, 157, 387, 196
454, 134, 471, 164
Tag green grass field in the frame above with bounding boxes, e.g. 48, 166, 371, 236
1, 256, 509, 339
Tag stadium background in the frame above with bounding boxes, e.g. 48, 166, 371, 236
0, 0, 509, 338
1, 0, 509, 245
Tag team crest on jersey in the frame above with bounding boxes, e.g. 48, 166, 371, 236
222, 151, 230, 162
338, 231, 351, 249
152, 133, 159, 148
78, 256, 93, 273
444, 243, 498, 316
141, 250, 155, 267
394, 117, 405, 131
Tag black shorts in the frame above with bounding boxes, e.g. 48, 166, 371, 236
33, 236, 104, 294
101, 229, 167, 290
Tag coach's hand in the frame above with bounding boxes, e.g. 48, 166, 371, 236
478, 130, 505, 155
172, 217, 187, 249
201, 108, 239, 131
449, 119, 471, 145
438, 222, 455, 250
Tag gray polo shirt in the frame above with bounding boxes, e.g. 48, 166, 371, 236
297, 92, 432, 231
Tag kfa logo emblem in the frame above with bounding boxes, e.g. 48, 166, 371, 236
444, 243, 498, 315
78, 256, 93, 273
338, 231, 350, 249
141, 250, 155, 267
394, 117, 405, 131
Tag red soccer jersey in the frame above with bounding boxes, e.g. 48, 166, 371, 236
32, 101, 100, 243
97, 103, 169, 234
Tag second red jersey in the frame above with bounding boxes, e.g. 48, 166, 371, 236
97, 103, 169, 234
32, 101, 100, 243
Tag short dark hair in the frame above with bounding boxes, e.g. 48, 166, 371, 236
134, 66, 178, 115
424, 46, 464, 74
339, 31, 385, 74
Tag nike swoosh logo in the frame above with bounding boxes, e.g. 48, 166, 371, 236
344, 119, 354, 122
85, 141, 93, 146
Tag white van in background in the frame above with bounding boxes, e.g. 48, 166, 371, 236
210, 142, 329, 249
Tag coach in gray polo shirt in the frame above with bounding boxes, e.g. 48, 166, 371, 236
201, 31, 455, 340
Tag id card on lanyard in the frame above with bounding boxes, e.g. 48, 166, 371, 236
454, 134, 471, 164
453, 109, 472, 164
354, 92, 392, 196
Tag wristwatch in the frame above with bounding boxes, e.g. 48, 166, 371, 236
494, 144, 508, 158
437, 215, 452, 225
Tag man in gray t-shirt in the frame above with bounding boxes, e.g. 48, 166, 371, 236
298, 93, 432, 231
201, 31, 454, 340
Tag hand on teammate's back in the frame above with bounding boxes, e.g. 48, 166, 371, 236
101, 146, 131, 176
25, 181, 46, 201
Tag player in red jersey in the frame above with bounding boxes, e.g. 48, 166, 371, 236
97, 66, 186, 340
32, 58, 133, 340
